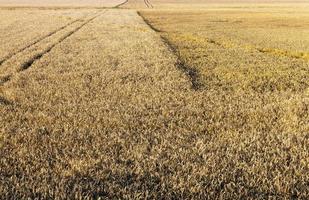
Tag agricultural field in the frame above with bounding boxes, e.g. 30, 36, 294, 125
0, 9, 94, 66
140, 4, 309, 198
0, 0, 126, 7
1, 0, 309, 199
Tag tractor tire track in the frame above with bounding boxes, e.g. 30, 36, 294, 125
0, 10, 106, 86
137, 11, 202, 90
0, 13, 91, 67
143, 0, 149, 8
0, 96, 12, 106
144, 0, 151, 8
0, 75, 11, 85
20, 11, 104, 71
161, 36, 202, 90
114, 0, 129, 8
146, 0, 154, 8
0, 0, 129, 66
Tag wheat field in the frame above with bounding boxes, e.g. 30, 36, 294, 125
0, 0, 309, 199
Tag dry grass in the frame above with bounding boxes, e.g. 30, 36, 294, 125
0, 2, 309, 199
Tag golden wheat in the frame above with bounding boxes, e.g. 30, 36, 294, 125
0, 1, 309, 199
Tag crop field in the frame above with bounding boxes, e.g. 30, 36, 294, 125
139, 5, 309, 198
1, 0, 309, 199
0, 10, 95, 67
0, 0, 126, 7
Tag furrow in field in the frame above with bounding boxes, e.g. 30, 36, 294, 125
0, 11, 104, 85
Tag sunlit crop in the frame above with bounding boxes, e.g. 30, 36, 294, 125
1, 1, 309, 199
